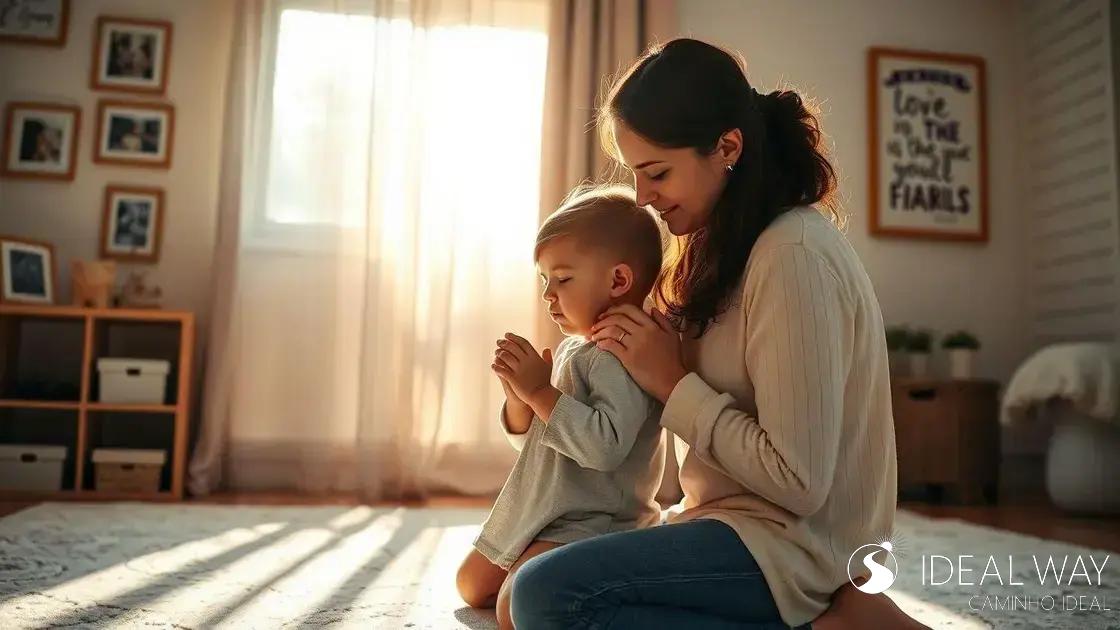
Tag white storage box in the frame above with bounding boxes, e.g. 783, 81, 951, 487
98, 358, 170, 404
92, 448, 166, 493
0, 444, 67, 491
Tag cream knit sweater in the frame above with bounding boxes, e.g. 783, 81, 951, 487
660, 205, 897, 627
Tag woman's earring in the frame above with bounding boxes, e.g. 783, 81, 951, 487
725, 163, 734, 172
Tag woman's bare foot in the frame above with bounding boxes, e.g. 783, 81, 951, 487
812, 579, 929, 630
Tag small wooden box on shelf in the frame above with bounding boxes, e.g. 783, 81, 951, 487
892, 377, 1001, 505
0, 304, 193, 501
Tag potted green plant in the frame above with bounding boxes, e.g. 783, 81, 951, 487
906, 328, 934, 378
885, 325, 910, 378
942, 330, 980, 379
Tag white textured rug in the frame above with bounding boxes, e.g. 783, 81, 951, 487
0, 504, 1116, 629
885, 511, 1117, 630
0, 503, 498, 629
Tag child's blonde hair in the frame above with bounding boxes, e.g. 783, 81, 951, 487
535, 183, 663, 300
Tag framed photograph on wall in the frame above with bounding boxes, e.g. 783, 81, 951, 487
101, 185, 164, 263
0, 0, 69, 46
1, 101, 80, 180
0, 235, 56, 304
868, 47, 988, 242
91, 16, 172, 94
94, 100, 174, 168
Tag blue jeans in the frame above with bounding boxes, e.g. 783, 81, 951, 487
510, 518, 813, 629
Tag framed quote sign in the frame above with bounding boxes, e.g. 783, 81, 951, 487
868, 47, 988, 242
0, 0, 69, 46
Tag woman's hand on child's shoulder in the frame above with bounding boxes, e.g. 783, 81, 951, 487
590, 306, 687, 404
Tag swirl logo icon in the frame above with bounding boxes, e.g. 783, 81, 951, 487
847, 541, 898, 594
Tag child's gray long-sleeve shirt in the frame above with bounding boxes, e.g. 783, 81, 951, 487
473, 335, 665, 569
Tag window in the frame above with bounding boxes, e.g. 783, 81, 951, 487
250, 0, 548, 251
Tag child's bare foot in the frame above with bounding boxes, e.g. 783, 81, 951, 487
812, 579, 929, 630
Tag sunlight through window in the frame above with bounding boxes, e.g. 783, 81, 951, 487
261, 8, 547, 240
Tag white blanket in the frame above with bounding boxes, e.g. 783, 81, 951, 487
1001, 342, 1119, 425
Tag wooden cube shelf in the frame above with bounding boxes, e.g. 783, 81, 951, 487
0, 304, 194, 500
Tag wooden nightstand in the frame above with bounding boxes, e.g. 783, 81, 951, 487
892, 378, 1000, 504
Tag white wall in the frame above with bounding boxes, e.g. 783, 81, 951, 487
0, 0, 233, 440
678, 1, 1045, 455
0, 0, 232, 335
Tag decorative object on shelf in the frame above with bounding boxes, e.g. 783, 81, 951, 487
100, 185, 164, 262
90, 16, 172, 95
868, 47, 988, 242
942, 329, 980, 379
0, 234, 56, 304
93, 99, 174, 168
885, 325, 910, 378
1, 101, 80, 180
906, 328, 934, 378
70, 259, 117, 308
114, 270, 163, 308
0, 0, 70, 46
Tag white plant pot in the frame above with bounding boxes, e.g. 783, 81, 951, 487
909, 353, 929, 378
949, 349, 975, 379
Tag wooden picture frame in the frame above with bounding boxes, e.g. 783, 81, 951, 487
0, 235, 57, 305
90, 16, 172, 95
1, 101, 81, 181
0, 0, 70, 47
868, 47, 988, 242
100, 185, 165, 263
93, 99, 174, 169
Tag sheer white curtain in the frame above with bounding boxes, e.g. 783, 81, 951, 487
189, 0, 548, 498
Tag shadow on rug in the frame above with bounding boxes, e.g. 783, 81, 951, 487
0, 503, 497, 629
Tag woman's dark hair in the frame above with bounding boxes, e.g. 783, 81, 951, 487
597, 38, 842, 337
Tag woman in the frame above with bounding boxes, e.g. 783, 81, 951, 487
509, 39, 926, 629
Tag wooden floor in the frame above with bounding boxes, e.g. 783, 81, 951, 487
899, 498, 1120, 553
2, 492, 1117, 553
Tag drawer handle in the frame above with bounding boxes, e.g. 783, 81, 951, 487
908, 388, 937, 401
20, 454, 37, 463
126, 368, 141, 376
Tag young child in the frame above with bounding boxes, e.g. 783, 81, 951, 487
456, 184, 667, 629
